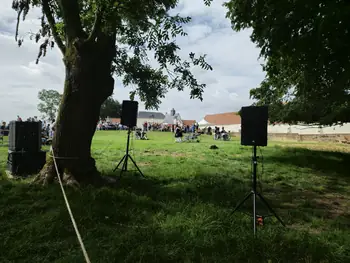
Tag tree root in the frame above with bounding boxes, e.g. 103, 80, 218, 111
31, 160, 117, 188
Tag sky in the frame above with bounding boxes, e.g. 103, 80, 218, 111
0, 0, 264, 122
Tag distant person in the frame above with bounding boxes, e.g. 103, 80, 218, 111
17, 115, 22, 122
195, 122, 199, 131
221, 127, 228, 140
174, 125, 183, 142
207, 126, 212, 135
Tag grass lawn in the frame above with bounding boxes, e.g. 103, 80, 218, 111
0, 131, 350, 263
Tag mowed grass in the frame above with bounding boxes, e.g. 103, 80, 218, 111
0, 131, 350, 263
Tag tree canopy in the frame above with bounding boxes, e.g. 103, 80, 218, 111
100, 96, 121, 119
37, 89, 62, 121
12, 0, 213, 109
225, 0, 350, 125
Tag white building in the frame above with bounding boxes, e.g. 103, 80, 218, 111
163, 108, 182, 126
198, 112, 241, 132
136, 111, 165, 128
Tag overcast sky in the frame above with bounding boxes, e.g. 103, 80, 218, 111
0, 0, 264, 122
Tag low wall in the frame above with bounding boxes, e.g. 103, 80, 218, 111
228, 132, 350, 144
268, 123, 350, 134
268, 133, 350, 143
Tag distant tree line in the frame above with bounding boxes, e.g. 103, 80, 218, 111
37, 89, 121, 120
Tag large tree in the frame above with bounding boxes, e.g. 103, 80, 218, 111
100, 96, 121, 119
37, 89, 62, 121
225, 0, 350, 125
12, 0, 213, 186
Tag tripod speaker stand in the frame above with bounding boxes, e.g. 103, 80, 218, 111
231, 145, 285, 235
113, 128, 144, 178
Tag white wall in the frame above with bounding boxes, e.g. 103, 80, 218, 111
200, 123, 350, 135
269, 123, 350, 134
137, 118, 164, 128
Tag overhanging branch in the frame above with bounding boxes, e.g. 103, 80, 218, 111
42, 0, 66, 54
58, 0, 85, 41
87, 6, 104, 42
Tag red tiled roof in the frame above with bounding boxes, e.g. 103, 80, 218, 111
204, 112, 241, 125
182, 120, 196, 126
110, 118, 121, 123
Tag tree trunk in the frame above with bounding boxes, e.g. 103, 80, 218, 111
36, 37, 116, 186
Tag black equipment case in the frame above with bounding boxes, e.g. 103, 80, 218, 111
7, 150, 46, 176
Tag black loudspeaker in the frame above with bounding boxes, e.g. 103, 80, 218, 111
121, 100, 138, 128
7, 150, 46, 176
8, 121, 42, 152
240, 105, 268, 146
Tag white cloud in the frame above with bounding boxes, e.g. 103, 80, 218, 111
0, 0, 264, 122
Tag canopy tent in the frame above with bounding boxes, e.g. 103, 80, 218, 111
198, 118, 210, 127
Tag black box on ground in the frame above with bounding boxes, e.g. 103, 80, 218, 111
7, 150, 46, 176
8, 121, 42, 152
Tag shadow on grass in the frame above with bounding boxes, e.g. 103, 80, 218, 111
113, 164, 347, 215
1, 171, 350, 263
269, 147, 350, 177
265, 147, 350, 228
267, 147, 350, 198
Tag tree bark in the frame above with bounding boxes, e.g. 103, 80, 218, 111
36, 36, 116, 186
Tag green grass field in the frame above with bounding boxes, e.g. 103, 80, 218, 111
0, 131, 350, 263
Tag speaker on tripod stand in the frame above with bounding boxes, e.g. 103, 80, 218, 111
232, 105, 285, 235
113, 100, 144, 177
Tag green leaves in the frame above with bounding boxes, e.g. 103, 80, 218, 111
100, 97, 122, 119
13, 0, 213, 110
37, 89, 62, 121
225, 0, 350, 125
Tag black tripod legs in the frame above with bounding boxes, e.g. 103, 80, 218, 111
113, 155, 126, 172
127, 155, 145, 177
231, 190, 285, 235
231, 191, 252, 214
114, 154, 145, 178
256, 192, 285, 227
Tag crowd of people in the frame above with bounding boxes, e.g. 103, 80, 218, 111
1, 115, 231, 144
96, 119, 200, 133
0, 115, 56, 145
214, 126, 230, 140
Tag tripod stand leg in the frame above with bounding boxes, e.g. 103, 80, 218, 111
128, 155, 145, 177
257, 193, 285, 227
253, 192, 257, 235
119, 155, 128, 177
231, 191, 252, 215
113, 155, 126, 172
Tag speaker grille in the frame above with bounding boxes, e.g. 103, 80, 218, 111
8, 121, 42, 152
120, 100, 138, 128
240, 105, 268, 146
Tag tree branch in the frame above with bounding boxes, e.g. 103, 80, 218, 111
58, 0, 85, 41
42, 0, 66, 54
15, 9, 22, 42
87, 6, 104, 42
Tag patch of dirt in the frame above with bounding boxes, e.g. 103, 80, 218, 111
281, 189, 350, 219
197, 156, 206, 161
142, 150, 190, 157
285, 193, 350, 234
138, 162, 152, 167
312, 195, 350, 219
